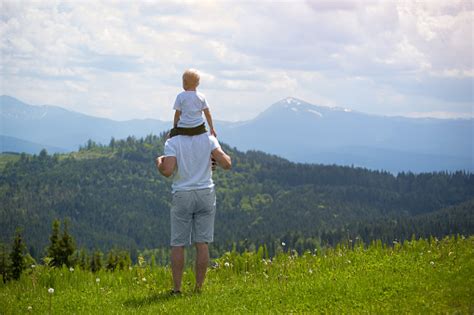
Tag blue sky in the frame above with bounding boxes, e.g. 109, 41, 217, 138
1, 0, 472, 121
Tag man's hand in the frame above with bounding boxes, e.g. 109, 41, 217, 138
211, 148, 231, 170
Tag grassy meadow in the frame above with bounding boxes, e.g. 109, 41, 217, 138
1, 235, 473, 314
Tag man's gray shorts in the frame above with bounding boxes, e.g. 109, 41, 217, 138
170, 187, 216, 246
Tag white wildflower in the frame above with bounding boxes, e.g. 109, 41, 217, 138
129, 266, 133, 271
281, 242, 286, 247
48, 288, 54, 294
430, 261, 435, 266
309, 269, 313, 274
142, 277, 147, 282
224, 262, 230, 267
96, 278, 100, 283
27, 306, 33, 311
69, 267, 74, 272
31, 264, 36, 269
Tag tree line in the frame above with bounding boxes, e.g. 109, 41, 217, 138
1, 134, 473, 264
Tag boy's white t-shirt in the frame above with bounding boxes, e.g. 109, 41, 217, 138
173, 91, 209, 128
164, 133, 220, 193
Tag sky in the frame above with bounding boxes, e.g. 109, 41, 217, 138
1, 0, 473, 122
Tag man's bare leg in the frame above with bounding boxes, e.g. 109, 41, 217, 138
195, 242, 209, 291
171, 246, 185, 292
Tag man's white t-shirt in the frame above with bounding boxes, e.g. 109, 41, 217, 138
173, 91, 209, 128
164, 133, 220, 192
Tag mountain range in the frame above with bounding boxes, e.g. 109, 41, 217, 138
1, 95, 472, 173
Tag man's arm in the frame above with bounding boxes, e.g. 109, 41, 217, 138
155, 155, 177, 177
211, 147, 231, 170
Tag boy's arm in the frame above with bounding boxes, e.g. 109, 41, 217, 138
173, 110, 181, 128
203, 108, 216, 136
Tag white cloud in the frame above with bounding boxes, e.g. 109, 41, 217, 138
0, 0, 472, 121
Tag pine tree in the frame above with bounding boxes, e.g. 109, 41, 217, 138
106, 249, 117, 271
59, 220, 75, 267
90, 250, 103, 273
118, 251, 132, 270
47, 219, 76, 268
79, 248, 89, 271
47, 220, 62, 267
10, 229, 26, 280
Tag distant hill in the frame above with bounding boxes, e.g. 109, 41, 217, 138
0, 95, 170, 152
216, 97, 473, 173
1, 95, 472, 173
0, 135, 67, 154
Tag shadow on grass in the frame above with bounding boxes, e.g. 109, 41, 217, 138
123, 291, 184, 308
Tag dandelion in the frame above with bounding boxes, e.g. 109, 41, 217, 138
281, 242, 286, 247
96, 278, 100, 284
69, 267, 74, 272
142, 277, 147, 282
48, 288, 54, 314
224, 262, 230, 267
27, 306, 33, 311
430, 261, 435, 266
309, 269, 313, 274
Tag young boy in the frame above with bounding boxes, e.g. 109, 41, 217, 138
169, 69, 217, 138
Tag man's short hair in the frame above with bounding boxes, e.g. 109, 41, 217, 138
183, 69, 200, 90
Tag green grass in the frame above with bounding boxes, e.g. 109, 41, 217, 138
1, 236, 473, 314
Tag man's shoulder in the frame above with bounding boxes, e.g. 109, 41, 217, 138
165, 137, 177, 147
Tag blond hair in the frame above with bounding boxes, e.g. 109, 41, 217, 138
182, 69, 200, 90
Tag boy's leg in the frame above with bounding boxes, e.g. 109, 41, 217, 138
171, 246, 185, 292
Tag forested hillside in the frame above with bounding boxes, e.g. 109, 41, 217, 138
1, 134, 473, 259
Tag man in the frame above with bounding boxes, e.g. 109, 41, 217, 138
156, 132, 231, 294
